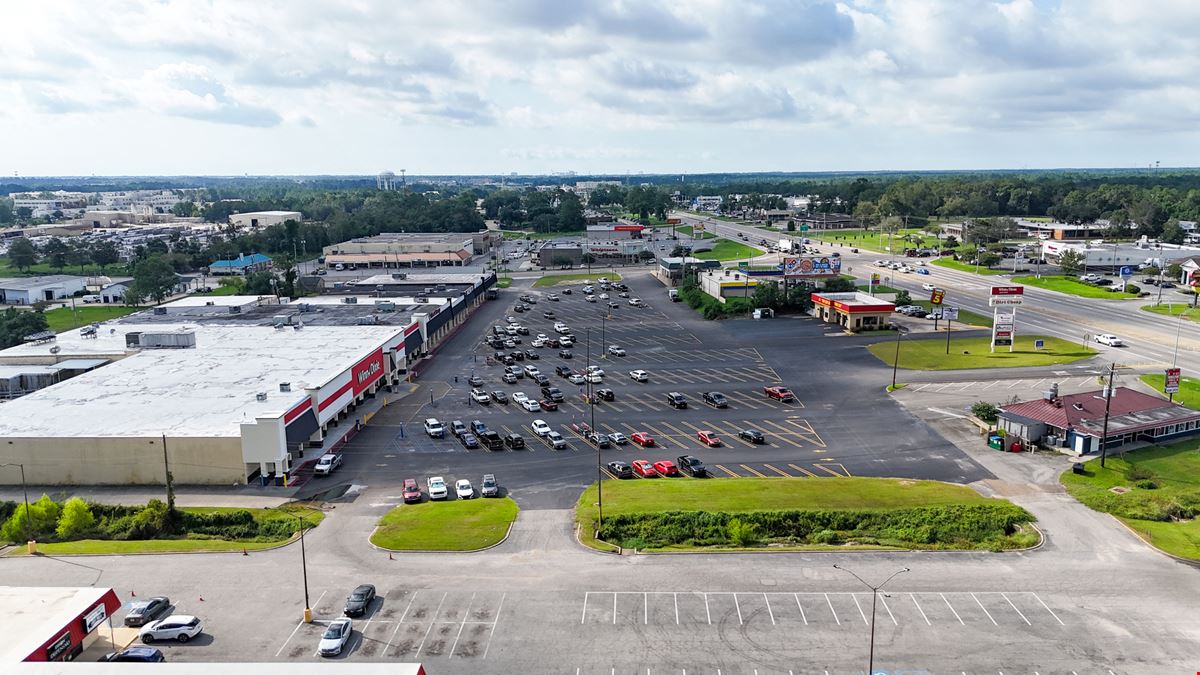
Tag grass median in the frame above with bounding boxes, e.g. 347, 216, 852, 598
1140, 374, 1200, 409
1141, 302, 1200, 322
930, 258, 1008, 275
1061, 441, 1200, 561
532, 272, 623, 288
1013, 275, 1138, 299
371, 498, 519, 551
693, 239, 763, 261
676, 225, 715, 240
576, 477, 1035, 552
867, 335, 1095, 370
911, 300, 993, 327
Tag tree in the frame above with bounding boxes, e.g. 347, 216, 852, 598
944, 235, 959, 248
558, 193, 585, 230
131, 255, 179, 304
0, 495, 62, 542
171, 201, 198, 217
971, 401, 1000, 423
55, 497, 96, 539
752, 280, 783, 309
243, 270, 277, 295
550, 255, 572, 269
1058, 249, 1085, 276
15, 206, 33, 220
7, 237, 37, 271
1167, 263, 1184, 281
42, 237, 69, 271
0, 307, 49, 348
90, 241, 120, 273
66, 240, 91, 275
822, 277, 856, 292
1161, 219, 1186, 245
894, 290, 912, 306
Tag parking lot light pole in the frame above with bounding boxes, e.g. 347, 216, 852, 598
834, 565, 909, 675
0, 463, 30, 543
292, 513, 313, 623
890, 325, 906, 390
587, 328, 603, 532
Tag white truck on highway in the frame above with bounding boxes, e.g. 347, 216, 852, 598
778, 238, 797, 254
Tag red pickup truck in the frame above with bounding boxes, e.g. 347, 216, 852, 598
764, 386, 796, 402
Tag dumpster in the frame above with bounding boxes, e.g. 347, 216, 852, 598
987, 434, 1003, 450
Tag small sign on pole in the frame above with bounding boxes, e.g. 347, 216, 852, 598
930, 289, 945, 305
1034, 339, 1045, 350
942, 307, 959, 321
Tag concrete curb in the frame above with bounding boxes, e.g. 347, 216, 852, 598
1, 531, 303, 559
367, 510, 517, 555
573, 522, 623, 556
1107, 513, 1200, 568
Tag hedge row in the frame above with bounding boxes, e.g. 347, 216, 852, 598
597, 503, 1035, 551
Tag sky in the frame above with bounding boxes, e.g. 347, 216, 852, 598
3, 0, 1200, 177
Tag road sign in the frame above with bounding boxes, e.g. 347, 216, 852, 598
942, 307, 959, 321
800, 225, 809, 232
1034, 339, 1045, 350
1166, 368, 1182, 394
737, 261, 748, 271
930, 289, 945, 305
870, 273, 880, 286
1120, 266, 1133, 280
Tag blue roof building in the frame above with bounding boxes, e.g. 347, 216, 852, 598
208, 253, 273, 276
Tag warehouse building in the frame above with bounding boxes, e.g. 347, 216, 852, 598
227, 210, 302, 229
0, 275, 87, 305
323, 232, 498, 269
0, 274, 495, 486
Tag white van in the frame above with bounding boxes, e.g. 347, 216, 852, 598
81, 295, 102, 304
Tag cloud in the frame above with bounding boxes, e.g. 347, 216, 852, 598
140, 63, 282, 128
604, 60, 697, 91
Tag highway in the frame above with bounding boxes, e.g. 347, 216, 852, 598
672, 211, 1200, 379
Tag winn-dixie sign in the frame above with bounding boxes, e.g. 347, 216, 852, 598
351, 349, 385, 396
989, 285, 1024, 306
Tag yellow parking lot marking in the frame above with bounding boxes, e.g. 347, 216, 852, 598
722, 392, 761, 409
659, 421, 697, 445
739, 464, 768, 478
708, 421, 757, 448
813, 464, 847, 477
754, 421, 807, 449
762, 463, 792, 477
641, 423, 685, 449
785, 419, 827, 447
713, 464, 740, 478
787, 463, 818, 477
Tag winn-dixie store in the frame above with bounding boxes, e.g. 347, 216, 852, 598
3, 587, 121, 662
811, 291, 895, 332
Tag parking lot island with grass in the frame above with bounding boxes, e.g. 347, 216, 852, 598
576, 477, 1036, 552
371, 497, 519, 551
868, 335, 1096, 370
1013, 275, 1139, 299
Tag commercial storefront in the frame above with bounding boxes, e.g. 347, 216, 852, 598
2, 587, 121, 662
810, 291, 895, 332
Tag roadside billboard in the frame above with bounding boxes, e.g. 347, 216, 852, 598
783, 256, 842, 278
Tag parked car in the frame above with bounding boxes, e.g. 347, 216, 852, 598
595, 388, 615, 401
607, 461, 633, 478
318, 618, 353, 657
402, 478, 422, 503
542, 386, 564, 402
696, 430, 722, 447
763, 386, 795, 402
456, 479, 475, 499
630, 431, 655, 447
344, 584, 376, 617
546, 430, 567, 449
537, 399, 558, 411
555, 365, 573, 377
124, 596, 171, 627
525, 349, 540, 360
103, 647, 165, 662
587, 432, 611, 449
631, 460, 656, 477
677, 455, 707, 477
608, 432, 629, 445
313, 453, 342, 476
568, 373, 586, 385
480, 431, 504, 451
666, 392, 688, 409
652, 460, 680, 477
428, 476, 449, 499
467, 375, 483, 387
520, 398, 540, 412
140, 615, 203, 644
1094, 334, 1124, 346
629, 369, 649, 382
702, 391, 729, 408
459, 433, 480, 449
559, 349, 574, 359
480, 473, 499, 497
450, 420, 467, 438
531, 419, 552, 436
470, 419, 488, 435
490, 391, 509, 404
504, 433, 526, 450
471, 389, 491, 404
423, 418, 446, 438
739, 428, 766, 444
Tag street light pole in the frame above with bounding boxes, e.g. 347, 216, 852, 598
890, 326, 905, 390
0, 463, 30, 542
587, 328, 602, 532
834, 565, 909, 675
294, 514, 313, 623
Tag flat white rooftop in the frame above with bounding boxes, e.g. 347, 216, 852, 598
289, 295, 449, 307
0, 586, 110, 663
0, 323, 404, 438
160, 295, 279, 308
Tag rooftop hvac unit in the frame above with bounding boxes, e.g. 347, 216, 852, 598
137, 330, 197, 349
205, 301, 215, 306
279, 382, 291, 392
153, 307, 168, 315
256, 392, 268, 401
228, 305, 241, 314
272, 314, 291, 326
375, 301, 396, 312
297, 304, 312, 313
356, 315, 378, 325
342, 297, 358, 304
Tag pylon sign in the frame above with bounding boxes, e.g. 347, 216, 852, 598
930, 289, 945, 305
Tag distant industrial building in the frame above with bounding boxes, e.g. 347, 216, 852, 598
1040, 240, 1200, 270
323, 232, 498, 269
0, 275, 87, 305
227, 211, 302, 229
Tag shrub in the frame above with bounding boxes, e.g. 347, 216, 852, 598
1125, 465, 1154, 481
1135, 480, 1159, 490
812, 529, 839, 545
894, 290, 912, 306
971, 401, 1000, 423
726, 518, 760, 546
55, 497, 96, 539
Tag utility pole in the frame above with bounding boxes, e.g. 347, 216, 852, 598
161, 434, 175, 512
834, 565, 909, 675
1099, 362, 1116, 467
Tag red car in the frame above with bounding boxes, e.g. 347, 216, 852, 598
402, 478, 422, 503
764, 386, 796, 402
653, 460, 679, 477
697, 430, 722, 447
539, 399, 558, 411
631, 460, 656, 477
630, 432, 655, 447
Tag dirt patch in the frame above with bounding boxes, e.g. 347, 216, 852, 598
1110, 486, 1131, 494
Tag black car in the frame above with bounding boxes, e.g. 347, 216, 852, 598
559, 349, 573, 359
587, 432, 611, 449
504, 433, 526, 450
460, 432, 480, 449
103, 647, 165, 662
666, 392, 688, 409
543, 311, 556, 319
525, 349, 540, 360
513, 305, 525, 313
738, 428, 766, 444
677, 455, 707, 477
702, 392, 729, 408
607, 461, 633, 478
595, 388, 615, 401
124, 596, 171, 627
344, 584, 376, 617
542, 386, 564, 402
561, 288, 573, 294
510, 350, 525, 361
471, 419, 488, 435
467, 375, 483, 387
556, 365, 573, 377
490, 391, 509, 404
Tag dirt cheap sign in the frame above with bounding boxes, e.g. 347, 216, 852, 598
783, 256, 842, 278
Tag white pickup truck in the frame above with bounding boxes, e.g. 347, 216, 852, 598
313, 453, 342, 476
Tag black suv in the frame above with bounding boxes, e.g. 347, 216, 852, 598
702, 392, 728, 408
504, 433, 526, 450
559, 349, 573, 359
481, 431, 504, 451
595, 388, 615, 401
606, 461, 633, 478
541, 386, 565, 402
587, 432, 611, 449
556, 365, 573, 377
738, 428, 766, 444
677, 455, 707, 477
666, 392, 688, 409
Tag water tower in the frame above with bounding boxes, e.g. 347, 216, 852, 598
377, 170, 396, 191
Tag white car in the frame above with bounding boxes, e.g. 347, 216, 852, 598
921, 283, 936, 291
140, 615, 203, 644
608, 432, 628, 445
502, 372, 518, 384
586, 295, 597, 302
524, 365, 540, 377
471, 389, 491, 404
455, 479, 475, 500
599, 293, 609, 300
313, 453, 342, 476
586, 373, 603, 384
559, 337, 574, 347
423, 418, 445, 438
318, 618, 352, 657
553, 322, 568, 331
874, 260, 889, 267
536, 333, 548, 341
582, 285, 594, 293
555, 325, 571, 334
531, 419, 552, 436
546, 430, 567, 449
568, 374, 586, 385
512, 392, 529, 404
1094, 334, 1124, 347
428, 476, 448, 500
586, 366, 605, 376
520, 398, 540, 412
531, 338, 546, 348
607, 345, 625, 356
629, 369, 649, 382
628, 298, 643, 307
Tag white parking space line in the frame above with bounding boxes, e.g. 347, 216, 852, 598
972, 592, 998, 626
414, 592, 448, 656
275, 590, 327, 657
910, 593, 931, 626
581, 592, 589, 624
644, 593, 648, 625
613, 592, 617, 625
852, 594, 868, 625
1033, 592, 1066, 625
794, 594, 807, 624
825, 593, 840, 625
764, 593, 776, 625
448, 592, 476, 658
704, 593, 711, 625
733, 593, 744, 625
941, 593, 965, 625
1001, 593, 1031, 625
481, 592, 505, 660
674, 593, 679, 625
880, 594, 897, 625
